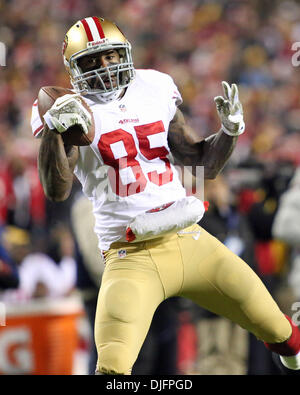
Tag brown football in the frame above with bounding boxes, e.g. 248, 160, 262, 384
37, 86, 95, 146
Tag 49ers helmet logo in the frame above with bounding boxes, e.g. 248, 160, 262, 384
62, 35, 68, 55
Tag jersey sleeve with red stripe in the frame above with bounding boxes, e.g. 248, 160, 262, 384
31, 99, 44, 138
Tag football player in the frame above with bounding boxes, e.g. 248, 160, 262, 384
32, 17, 300, 375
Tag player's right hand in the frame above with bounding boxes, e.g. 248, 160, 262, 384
43, 94, 92, 134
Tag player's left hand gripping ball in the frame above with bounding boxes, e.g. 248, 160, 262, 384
214, 81, 245, 136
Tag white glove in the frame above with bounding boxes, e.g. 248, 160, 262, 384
214, 81, 245, 136
43, 94, 92, 134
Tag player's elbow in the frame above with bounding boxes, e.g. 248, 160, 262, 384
43, 184, 71, 202
39, 169, 73, 202
204, 167, 219, 179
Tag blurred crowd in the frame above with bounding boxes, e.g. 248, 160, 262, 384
1, 0, 300, 375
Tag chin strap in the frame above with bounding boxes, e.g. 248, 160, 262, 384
88, 89, 124, 103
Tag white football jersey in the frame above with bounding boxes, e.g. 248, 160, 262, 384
31, 69, 204, 250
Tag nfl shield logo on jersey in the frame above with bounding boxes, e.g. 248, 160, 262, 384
118, 249, 127, 258
119, 104, 127, 112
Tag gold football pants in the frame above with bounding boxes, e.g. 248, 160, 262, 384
95, 224, 291, 374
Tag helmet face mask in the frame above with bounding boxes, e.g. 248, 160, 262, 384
63, 17, 135, 97
70, 43, 134, 94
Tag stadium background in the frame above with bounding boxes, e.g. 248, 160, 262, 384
1, 0, 300, 375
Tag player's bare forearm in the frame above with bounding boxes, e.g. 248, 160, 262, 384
38, 125, 79, 202
168, 108, 238, 179
198, 131, 238, 179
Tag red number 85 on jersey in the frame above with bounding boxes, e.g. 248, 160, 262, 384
97, 121, 173, 197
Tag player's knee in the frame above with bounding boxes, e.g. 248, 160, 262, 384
96, 342, 131, 375
104, 279, 141, 323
